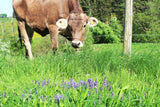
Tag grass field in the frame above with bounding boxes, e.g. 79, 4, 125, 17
0, 18, 160, 106
0, 42, 160, 106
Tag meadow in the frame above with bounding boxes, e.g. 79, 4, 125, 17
0, 18, 160, 106
0, 42, 160, 106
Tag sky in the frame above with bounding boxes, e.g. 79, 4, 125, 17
0, 0, 13, 17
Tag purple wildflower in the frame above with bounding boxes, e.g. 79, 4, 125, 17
100, 85, 104, 92
74, 83, 79, 89
36, 91, 38, 94
89, 81, 94, 89
109, 85, 111, 91
79, 80, 84, 85
54, 95, 60, 103
55, 83, 57, 87
64, 80, 66, 85
42, 79, 46, 87
94, 101, 96, 105
59, 94, 64, 99
21, 94, 24, 98
144, 93, 146, 98
121, 94, 124, 100
35, 80, 37, 84
88, 79, 91, 84
112, 92, 114, 97
40, 95, 43, 100
68, 82, 70, 88
47, 79, 49, 85
70, 78, 74, 88
103, 76, 108, 88
94, 79, 98, 88
38, 80, 40, 86
4, 92, 6, 97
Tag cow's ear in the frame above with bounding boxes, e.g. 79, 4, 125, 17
87, 17, 98, 27
56, 19, 68, 29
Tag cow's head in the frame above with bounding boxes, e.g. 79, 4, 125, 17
56, 12, 98, 48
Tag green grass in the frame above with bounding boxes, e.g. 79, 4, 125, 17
0, 43, 160, 106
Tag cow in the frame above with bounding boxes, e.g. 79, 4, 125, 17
13, 0, 98, 59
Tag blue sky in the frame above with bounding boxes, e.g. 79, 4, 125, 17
0, 0, 13, 17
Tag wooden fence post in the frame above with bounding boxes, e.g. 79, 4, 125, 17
123, 0, 133, 55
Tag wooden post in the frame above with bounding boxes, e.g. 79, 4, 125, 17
123, 0, 133, 55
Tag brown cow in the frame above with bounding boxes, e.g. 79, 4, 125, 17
13, 0, 98, 59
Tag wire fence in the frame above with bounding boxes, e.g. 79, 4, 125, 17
1, 17, 160, 40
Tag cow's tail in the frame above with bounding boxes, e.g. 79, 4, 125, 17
18, 26, 23, 48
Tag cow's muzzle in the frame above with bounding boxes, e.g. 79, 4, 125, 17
71, 41, 83, 48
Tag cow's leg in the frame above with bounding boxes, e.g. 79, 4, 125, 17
48, 25, 59, 53
25, 24, 34, 57
18, 21, 34, 59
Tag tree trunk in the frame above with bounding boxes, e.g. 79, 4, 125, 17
123, 0, 133, 55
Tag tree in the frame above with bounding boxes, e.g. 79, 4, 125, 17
0, 14, 7, 18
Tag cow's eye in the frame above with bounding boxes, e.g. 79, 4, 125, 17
83, 24, 86, 28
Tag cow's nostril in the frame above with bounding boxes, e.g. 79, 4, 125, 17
77, 42, 80, 46
71, 41, 83, 48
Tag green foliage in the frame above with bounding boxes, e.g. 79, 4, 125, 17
0, 14, 7, 18
133, 0, 160, 42
89, 18, 122, 43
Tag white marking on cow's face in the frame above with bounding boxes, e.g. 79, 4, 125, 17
71, 41, 83, 48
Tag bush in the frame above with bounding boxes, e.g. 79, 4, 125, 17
88, 17, 123, 43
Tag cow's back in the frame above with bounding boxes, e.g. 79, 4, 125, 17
13, 0, 70, 35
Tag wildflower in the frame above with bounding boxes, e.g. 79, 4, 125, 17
103, 76, 108, 88
100, 86, 104, 92
74, 83, 79, 89
112, 92, 114, 97
21, 94, 24, 98
40, 95, 43, 100
88, 79, 91, 84
36, 91, 38, 94
54, 94, 64, 103
68, 82, 70, 88
79, 80, 84, 85
4, 92, 6, 97
121, 94, 124, 101
55, 83, 57, 87
109, 85, 111, 91
54, 95, 60, 103
38, 80, 40, 86
94, 79, 98, 88
144, 93, 146, 98
42, 79, 46, 87
47, 79, 49, 85
94, 101, 96, 105
35, 80, 37, 84
70, 78, 74, 88
59, 94, 64, 99
89, 81, 94, 89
